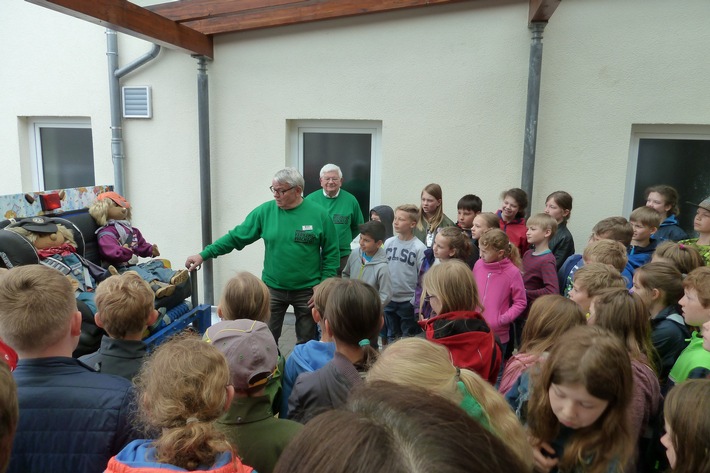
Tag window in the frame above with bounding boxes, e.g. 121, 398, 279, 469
289, 120, 382, 220
627, 125, 710, 232
29, 118, 95, 191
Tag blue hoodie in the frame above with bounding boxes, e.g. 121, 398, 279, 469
653, 214, 688, 242
105, 439, 251, 472
280, 341, 336, 418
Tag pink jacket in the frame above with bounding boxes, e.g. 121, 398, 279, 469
499, 352, 540, 395
472, 258, 526, 344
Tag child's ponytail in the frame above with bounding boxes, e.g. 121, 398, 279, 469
325, 280, 382, 369
505, 242, 523, 270
635, 262, 684, 307
135, 335, 232, 470
654, 241, 704, 276
457, 368, 532, 468
437, 226, 472, 261
154, 421, 230, 470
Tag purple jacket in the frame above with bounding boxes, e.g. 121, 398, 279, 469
97, 222, 153, 266
472, 258, 526, 344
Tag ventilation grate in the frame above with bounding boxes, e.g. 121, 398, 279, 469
122, 86, 152, 118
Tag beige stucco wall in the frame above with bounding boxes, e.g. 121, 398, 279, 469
2, 0, 710, 301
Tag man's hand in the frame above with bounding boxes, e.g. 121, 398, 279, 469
185, 254, 204, 272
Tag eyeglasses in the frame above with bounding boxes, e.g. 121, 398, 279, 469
321, 177, 340, 182
269, 186, 295, 196
424, 294, 438, 303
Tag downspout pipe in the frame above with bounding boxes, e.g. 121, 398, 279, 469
106, 29, 161, 197
521, 22, 546, 216
194, 55, 214, 305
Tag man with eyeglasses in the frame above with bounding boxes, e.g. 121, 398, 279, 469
185, 168, 339, 345
305, 164, 364, 275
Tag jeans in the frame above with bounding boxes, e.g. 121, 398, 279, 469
268, 286, 316, 345
384, 300, 421, 342
119, 259, 175, 283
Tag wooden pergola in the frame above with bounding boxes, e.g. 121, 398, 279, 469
26, 0, 560, 59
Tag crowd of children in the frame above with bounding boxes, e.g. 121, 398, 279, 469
1, 183, 710, 473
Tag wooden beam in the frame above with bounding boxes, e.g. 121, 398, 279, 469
528, 0, 560, 23
150, 0, 307, 22
26, 0, 214, 58
163, 0, 477, 35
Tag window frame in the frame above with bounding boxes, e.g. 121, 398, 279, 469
288, 119, 382, 207
626, 124, 710, 216
28, 117, 94, 191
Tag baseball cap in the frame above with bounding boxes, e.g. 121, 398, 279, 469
205, 319, 277, 391
97, 192, 131, 209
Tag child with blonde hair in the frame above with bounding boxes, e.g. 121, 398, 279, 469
106, 335, 253, 473
522, 213, 559, 310
628, 206, 663, 272
661, 379, 710, 473
384, 204, 427, 342
527, 325, 634, 473
473, 229, 526, 363
217, 272, 270, 323
499, 295, 586, 395
632, 262, 689, 389
583, 239, 629, 273
0, 265, 138, 473
216, 271, 281, 414
652, 241, 703, 275
568, 262, 626, 315
288, 280, 382, 423
367, 337, 533, 469
422, 260, 502, 383
471, 212, 500, 243
79, 272, 158, 380
558, 216, 634, 295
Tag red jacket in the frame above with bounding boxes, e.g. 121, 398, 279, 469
496, 210, 529, 255
420, 310, 501, 384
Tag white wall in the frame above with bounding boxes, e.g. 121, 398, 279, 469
3, 0, 710, 301
536, 0, 710, 243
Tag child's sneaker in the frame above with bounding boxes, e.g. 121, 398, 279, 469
151, 280, 175, 298
170, 269, 189, 286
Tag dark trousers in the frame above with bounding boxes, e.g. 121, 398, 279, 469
384, 300, 421, 342
267, 286, 316, 345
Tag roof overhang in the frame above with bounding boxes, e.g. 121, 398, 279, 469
26, 0, 559, 59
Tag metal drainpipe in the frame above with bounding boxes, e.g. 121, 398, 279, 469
194, 55, 214, 305
521, 22, 546, 216
106, 29, 161, 198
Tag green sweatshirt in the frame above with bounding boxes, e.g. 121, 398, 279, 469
201, 199, 339, 290
669, 331, 710, 385
305, 189, 364, 255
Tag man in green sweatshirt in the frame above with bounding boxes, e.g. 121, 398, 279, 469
305, 164, 364, 275
185, 168, 339, 344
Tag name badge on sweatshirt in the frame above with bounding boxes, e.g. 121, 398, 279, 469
302, 225, 313, 231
